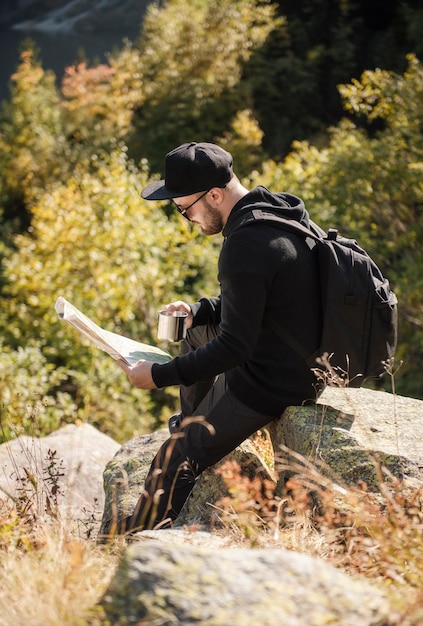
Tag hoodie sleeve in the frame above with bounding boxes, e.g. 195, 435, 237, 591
151, 225, 275, 389
190, 296, 221, 327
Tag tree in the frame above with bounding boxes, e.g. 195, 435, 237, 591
248, 0, 423, 159
248, 0, 360, 158
128, 0, 281, 172
0, 47, 66, 220
0, 147, 220, 440
60, 43, 144, 149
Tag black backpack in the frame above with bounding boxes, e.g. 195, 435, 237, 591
235, 207, 398, 387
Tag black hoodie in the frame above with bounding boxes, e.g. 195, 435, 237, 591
152, 186, 322, 415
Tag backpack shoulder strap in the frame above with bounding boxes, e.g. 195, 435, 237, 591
233, 205, 325, 357
232, 205, 326, 252
239, 205, 343, 245
249, 207, 321, 240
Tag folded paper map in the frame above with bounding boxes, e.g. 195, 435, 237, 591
55, 296, 171, 366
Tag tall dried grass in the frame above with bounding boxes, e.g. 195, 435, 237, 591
0, 508, 120, 626
1, 358, 421, 625
215, 444, 423, 625
0, 425, 122, 626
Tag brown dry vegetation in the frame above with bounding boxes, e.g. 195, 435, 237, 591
1, 419, 423, 626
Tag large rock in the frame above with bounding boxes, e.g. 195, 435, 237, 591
99, 388, 423, 536
0, 423, 119, 531
100, 540, 394, 626
95, 389, 420, 626
99, 429, 274, 538
270, 387, 423, 490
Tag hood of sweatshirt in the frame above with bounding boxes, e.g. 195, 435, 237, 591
223, 185, 310, 238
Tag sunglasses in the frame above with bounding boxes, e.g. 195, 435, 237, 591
173, 189, 210, 219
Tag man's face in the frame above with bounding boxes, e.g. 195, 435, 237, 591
173, 190, 224, 236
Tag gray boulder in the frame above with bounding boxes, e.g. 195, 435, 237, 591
99, 388, 423, 537
0, 423, 119, 532
270, 387, 423, 491
100, 540, 394, 626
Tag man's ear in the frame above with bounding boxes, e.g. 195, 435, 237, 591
209, 187, 225, 204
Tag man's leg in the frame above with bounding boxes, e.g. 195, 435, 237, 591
168, 324, 220, 433
127, 375, 276, 533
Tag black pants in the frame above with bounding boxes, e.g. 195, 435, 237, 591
127, 325, 276, 532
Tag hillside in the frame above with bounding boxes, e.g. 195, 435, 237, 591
0, 0, 151, 33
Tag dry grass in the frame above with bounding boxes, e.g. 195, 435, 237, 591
215, 448, 423, 625
1, 365, 422, 625
0, 430, 123, 626
0, 501, 122, 626
1, 448, 422, 626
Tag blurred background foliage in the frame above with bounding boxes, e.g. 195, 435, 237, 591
0, 0, 422, 443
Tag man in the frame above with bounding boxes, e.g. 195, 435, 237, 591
117, 141, 323, 533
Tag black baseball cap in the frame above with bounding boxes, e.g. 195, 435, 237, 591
141, 142, 234, 200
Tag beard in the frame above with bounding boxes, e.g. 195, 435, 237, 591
198, 198, 225, 235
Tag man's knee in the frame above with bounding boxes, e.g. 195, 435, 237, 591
153, 431, 202, 478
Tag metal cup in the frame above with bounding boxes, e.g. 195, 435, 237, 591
157, 310, 188, 342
